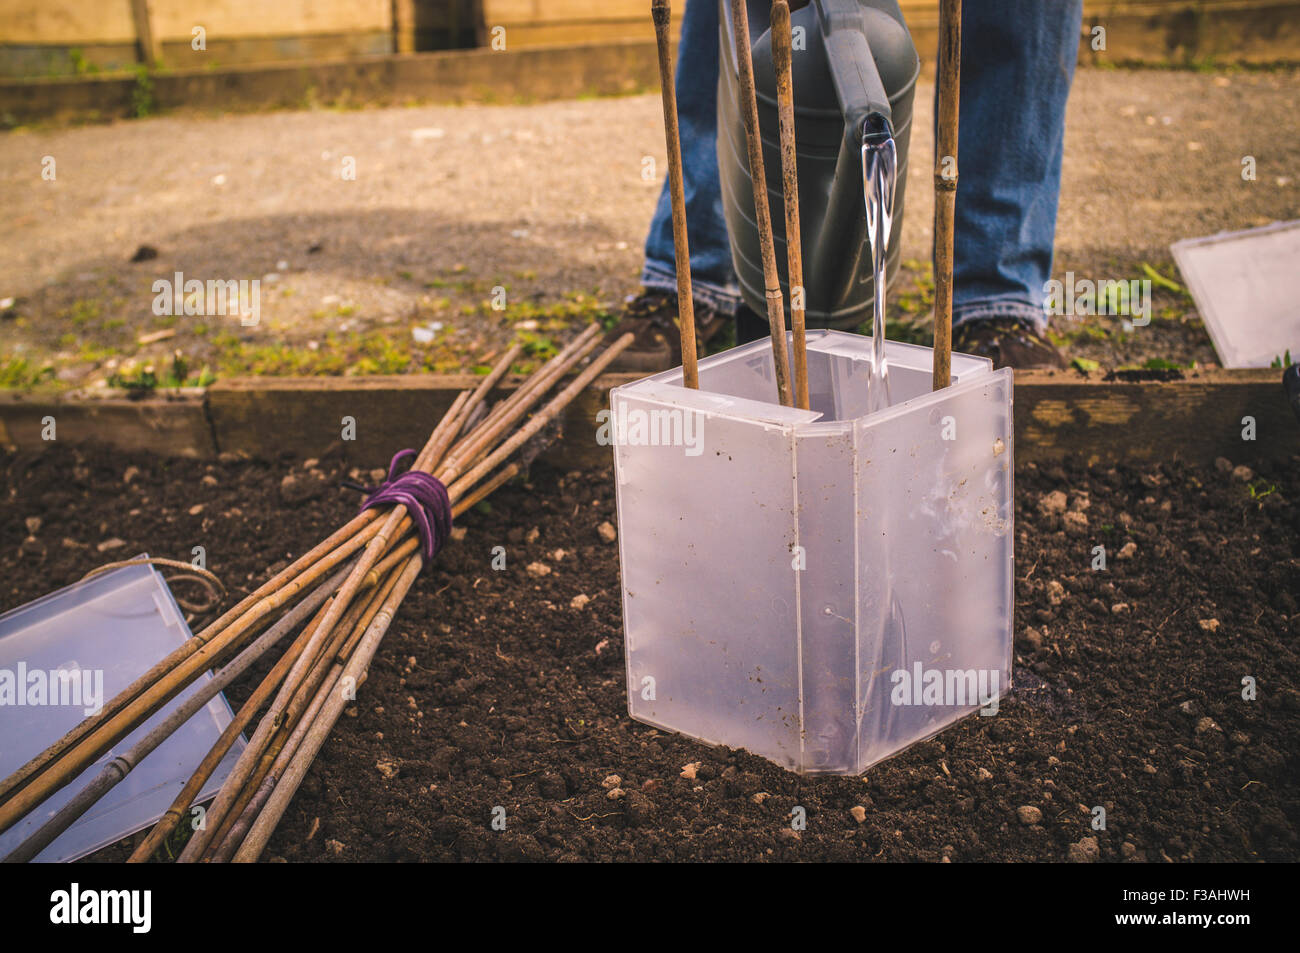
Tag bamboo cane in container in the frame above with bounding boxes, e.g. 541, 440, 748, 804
729, 0, 794, 407
932, 0, 961, 390
651, 0, 701, 389
771, 0, 809, 410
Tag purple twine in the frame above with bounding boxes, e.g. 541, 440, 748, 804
348, 450, 452, 562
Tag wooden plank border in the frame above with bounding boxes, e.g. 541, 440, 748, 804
0, 389, 215, 458
0, 369, 1295, 468
1013, 368, 1297, 466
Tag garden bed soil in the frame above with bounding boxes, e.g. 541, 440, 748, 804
2, 444, 1298, 862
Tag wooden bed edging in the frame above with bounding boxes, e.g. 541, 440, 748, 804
0, 369, 1294, 469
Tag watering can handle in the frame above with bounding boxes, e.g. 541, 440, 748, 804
814, 0, 894, 140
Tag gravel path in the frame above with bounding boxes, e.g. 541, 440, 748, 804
0, 67, 1296, 385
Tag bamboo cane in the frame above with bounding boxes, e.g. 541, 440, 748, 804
202, 560, 403, 862
207, 569, 397, 863
770, 0, 809, 410
443, 326, 602, 479
0, 518, 384, 836
232, 558, 424, 862
175, 558, 397, 861
2, 562, 353, 864
0, 509, 376, 810
451, 463, 520, 517
932, 0, 960, 390
651, 0, 700, 390
445, 333, 634, 498
730, 0, 794, 407
126, 578, 345, 862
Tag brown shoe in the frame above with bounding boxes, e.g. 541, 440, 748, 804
606, 290, 729, 373
952, 318, 1066, 370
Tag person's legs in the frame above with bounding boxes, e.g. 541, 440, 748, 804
640, 0, 741, 317
950, 0, 1083, 336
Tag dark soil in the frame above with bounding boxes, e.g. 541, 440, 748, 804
2, 444, 1298, 862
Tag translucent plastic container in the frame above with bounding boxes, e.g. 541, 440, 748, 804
0, 560, 244, 862
612, 331, 1013, 775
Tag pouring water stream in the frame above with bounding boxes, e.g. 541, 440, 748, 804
861, 115, 897, 414
859, 115, 910, 742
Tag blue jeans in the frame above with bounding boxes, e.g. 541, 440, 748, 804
641, 0, 1084, 334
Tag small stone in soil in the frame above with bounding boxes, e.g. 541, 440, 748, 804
97, 537, 127, 553
570, 593, 590, 610
680, 762, 700, 780
1118, 541, 1137, 559
1063, 510, 1089, 534
280, 470, 328, 505
597, 521, 617, 543
850, 805, 867, 824
1198, 618, 1220, 632
1067, 836, 1100, 863
1037, 491, 1068, 517
526, 561, 551, 578
1017, 805, 1043, 825
601, 774, 621, 790
1195, 717, 1222, 735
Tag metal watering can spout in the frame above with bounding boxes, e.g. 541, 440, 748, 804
805, 0, 897, 316
719, 0, 918, 331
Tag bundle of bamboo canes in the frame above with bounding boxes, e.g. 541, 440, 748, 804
0, 325, 631, 863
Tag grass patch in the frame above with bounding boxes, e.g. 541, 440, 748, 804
0, 357, 56, 389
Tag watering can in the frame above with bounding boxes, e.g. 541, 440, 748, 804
718, 0, 919, 330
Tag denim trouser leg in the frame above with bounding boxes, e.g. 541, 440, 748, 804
640, 0, 742, 316
950, 0, 1083, 334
